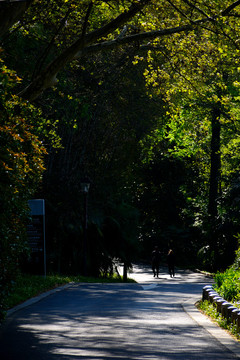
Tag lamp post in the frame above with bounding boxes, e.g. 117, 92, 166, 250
81, 179, 90, 276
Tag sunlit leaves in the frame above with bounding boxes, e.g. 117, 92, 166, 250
0, 62, 46, 217
0, 57, 47, 319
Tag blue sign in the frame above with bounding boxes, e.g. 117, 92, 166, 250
26, 200, 46, 276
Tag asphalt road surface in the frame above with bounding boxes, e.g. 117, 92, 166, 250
1, 265, 240, 360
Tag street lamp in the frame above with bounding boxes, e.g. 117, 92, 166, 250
81, 178, 90, 276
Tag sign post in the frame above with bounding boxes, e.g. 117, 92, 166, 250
27, 199, 46, 277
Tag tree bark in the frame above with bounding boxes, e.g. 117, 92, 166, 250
207, 105, 222, 270
18, 0, 150, 101
17, 17, 212, 102
123, 263, 128, 282
208, 106, 221, 220
7, 0, 240, 101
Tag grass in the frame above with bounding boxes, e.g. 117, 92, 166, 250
196, 267, 240, 341
197, 300, 240, 341
6, 272, 136, 310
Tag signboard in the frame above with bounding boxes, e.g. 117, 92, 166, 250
26, 199, 46, 276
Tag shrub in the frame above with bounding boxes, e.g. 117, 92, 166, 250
0, 57, 46, 321
214, 268, 240, 302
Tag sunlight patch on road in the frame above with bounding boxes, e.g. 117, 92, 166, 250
141, 284, 158, 290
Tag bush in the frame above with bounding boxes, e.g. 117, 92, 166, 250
214, 268, 240, 302
231, 235, 240, 270
6, 272, 135, 310
0, 58, 46, 321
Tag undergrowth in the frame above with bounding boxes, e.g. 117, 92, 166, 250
197, 300, 240, 340
214, 268, 240, 303
196, 266, 240, 341
6, 272, 135, 311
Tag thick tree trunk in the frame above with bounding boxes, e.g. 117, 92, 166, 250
208, 105, 222, 271
123, 263, 128, 282
18, 0, 150, 101
18, 18, 212, 102
208, 106, 221, 220
2, 1, 239, 101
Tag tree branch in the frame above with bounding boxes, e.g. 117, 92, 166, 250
18, 0, 240, 101
18, 0, 150, 100
166, 0, 193, 22
32, 6, 73, 79
74, 18, 211, 59
82, 1, 93, 38
181, 0, 210, 18
221, 0, 240, 16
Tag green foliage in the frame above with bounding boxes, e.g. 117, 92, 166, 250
198, 300, 223, 323
197, 246, 215, 271
197, 300, 240, 338
214, 268, 240, 302
6, 273, 70, 310
232, 236, 240, 270
2, 1, 240, 315
0, 57, 46, 321
39, 47, 155, 276
138, 4, 240, 270
6, 272, 135, 310
135, 144, 201, 265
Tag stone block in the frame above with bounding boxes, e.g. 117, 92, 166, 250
216, 298, 225, 313
221, 302, 232, 318
231, 308, 240, 323
236, 312, 240, 329
208, 291, 218, 303
202, 285, 213, 301
227, 306, 236, 319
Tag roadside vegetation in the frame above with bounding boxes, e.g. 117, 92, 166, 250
214, 268, 240, 303
6, 272, 135, 312
198, 300, 240, 341
3, 1, 240, 322
197, 255, 240, 341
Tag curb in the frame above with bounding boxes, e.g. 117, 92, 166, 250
7, 282, 73, 317
182, 297, 240, 359
194, 269, 213, 278
6, 278, 240, 358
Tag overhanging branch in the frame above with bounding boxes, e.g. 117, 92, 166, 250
74, 18, 212, 59
18, 0, 240, 101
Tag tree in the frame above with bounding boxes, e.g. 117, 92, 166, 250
2, 1, 240, 101
1, 0, 240, 298
0, 59, 46, 320
39, 44, 160, 274
139, 15, 240, 268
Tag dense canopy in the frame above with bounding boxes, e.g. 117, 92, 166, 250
2, 0, 240, 319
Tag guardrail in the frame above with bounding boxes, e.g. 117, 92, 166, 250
202, 285, 240, 328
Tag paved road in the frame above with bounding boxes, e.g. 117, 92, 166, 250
1, 265, 240, 359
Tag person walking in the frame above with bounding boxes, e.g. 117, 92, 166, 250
167, 249, 175, 277
152, 246, 161, 278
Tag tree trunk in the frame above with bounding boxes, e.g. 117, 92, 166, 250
208, 106, 221, 220
123, 263, 128, 282
18, 0, 150, 101
3, 1, 240, 101
207, 105, 221, 271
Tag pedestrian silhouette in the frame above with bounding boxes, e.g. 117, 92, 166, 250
167, 249, 175, 277
152, 246, 160, 277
